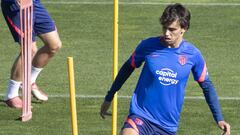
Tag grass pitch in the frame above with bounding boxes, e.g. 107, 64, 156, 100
0, 0, 240, 134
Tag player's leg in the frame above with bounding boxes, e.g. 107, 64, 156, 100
30, 0, 62, 101
4, 43, 37, 108
4, 42, 37, 108
31, 30, 61, 101
32, 30, 61, 68
10, 42, 38, 81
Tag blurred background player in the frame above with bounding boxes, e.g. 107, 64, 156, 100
1, 0, 62, 108
100, 3, 230, 135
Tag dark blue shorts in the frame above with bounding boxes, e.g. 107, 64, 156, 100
1, 0, 56, 43
122, 114, 176, 135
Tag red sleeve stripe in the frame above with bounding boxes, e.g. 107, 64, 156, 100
6, 16, 24, 38
131, 51, 136, 68
198, 63, 207, 82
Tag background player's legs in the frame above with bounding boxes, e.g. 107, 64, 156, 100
30, 30, 61, 101
5, 29, 61, 105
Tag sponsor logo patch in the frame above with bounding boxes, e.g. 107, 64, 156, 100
156, 68, 179, 86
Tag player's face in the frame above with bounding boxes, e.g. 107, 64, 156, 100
162, 20, 186, 47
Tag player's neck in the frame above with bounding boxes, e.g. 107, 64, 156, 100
169, 39, 182, 48
161, 37, 183, 48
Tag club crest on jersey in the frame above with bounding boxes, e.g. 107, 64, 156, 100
178, 55, 187, 65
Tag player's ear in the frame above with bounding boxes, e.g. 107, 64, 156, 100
180, 29, 186, 34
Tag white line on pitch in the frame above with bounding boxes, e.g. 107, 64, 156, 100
0, 94, 239, 100
42, 1, 240, 6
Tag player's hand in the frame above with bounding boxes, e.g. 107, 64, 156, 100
100, 100, 112, 119
17, 0, 20, 5
218, 121, 230, 135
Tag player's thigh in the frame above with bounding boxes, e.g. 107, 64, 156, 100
33, 1, 61, 48
120, 128, 139, 135
38, 30, 61, 49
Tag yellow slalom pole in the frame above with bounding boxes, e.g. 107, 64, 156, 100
67, 57, 78, 135
112, 0, 119, 135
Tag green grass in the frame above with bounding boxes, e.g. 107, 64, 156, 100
0, 0, 240, 134
0, 98, 239, 135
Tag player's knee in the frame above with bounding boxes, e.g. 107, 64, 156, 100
48, 40, 62, 55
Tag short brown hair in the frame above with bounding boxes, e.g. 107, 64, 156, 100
160, 3, 191, 30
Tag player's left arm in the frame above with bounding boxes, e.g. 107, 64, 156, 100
198, 79, 231, 135
192, 50, 230, 135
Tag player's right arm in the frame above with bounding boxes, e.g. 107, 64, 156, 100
100, 61, 135, 119
100, 41, 146, 119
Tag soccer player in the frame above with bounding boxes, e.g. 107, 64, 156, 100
1, 0, 62, 108
100, 3, 230, 135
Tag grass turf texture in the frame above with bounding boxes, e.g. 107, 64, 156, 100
0, 0, 240, 134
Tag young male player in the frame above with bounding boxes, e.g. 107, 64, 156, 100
1, 0, 62, 108
100, 3, 230, 135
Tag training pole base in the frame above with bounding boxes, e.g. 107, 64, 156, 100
21, 112, 32, 122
